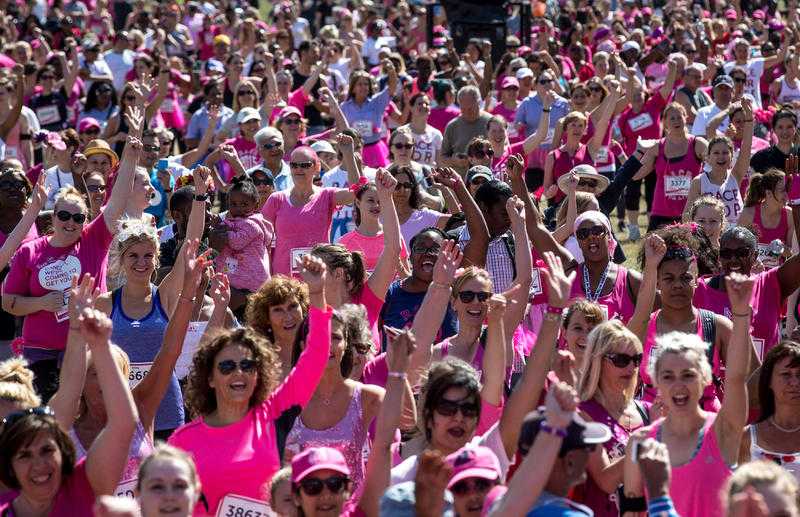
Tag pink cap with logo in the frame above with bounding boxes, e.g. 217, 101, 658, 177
445, 446, 501, 489
291, 447, 351, 483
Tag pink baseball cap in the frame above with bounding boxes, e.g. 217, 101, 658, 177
752, 9, 765, 19
500, 76, 520, 90
278, 106, 303, 120
291, 447, 351, 483
725, 8, 738, 19
78, 117, 101, 133
446, 446, 501, 489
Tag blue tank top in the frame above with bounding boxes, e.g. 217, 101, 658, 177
111, 285, 184, 431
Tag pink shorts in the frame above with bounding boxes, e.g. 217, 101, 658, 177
362, 140, 390, 168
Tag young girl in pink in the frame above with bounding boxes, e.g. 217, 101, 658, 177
214, 177, 273, 298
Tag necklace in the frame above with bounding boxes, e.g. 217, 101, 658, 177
583, 262, 610, 302
771, 416, 800, 433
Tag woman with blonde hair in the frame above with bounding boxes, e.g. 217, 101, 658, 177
0, 357, 40, 418
725, 461, 799, 516
135, 444, 203, 517
687, 195, 727, 248
574, 319, 650, 517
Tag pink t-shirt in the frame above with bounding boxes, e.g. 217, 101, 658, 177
0, 459, 95, 516
337, 230, 408, 272
214, 213, 274, 292
428, 105, 460, 133
0, 223, 39, 248
221, 136, 260, 181
693, 269, 783, 359
169, 306, 333, 516
262, 188, 339, 276
491, 103, 522, 142
618, 90, 668, 155
3, 215, 112, 351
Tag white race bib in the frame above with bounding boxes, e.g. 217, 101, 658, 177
224, 257, 239, 275
353, 120, 373, 138
115, 478, 138, 498
160, 98, 176, 113
757, 244, 780, 269
664, 175, 691, 199
290, 247, 313, 274
628, 112, 654, 132
36, 105, 61, 126
752, 338, 766, 361
128, 362, 153, 388
216, 494, 273, 517
593, 146, 610, 163
530, 268, 543, 296
176, 321, 209, 379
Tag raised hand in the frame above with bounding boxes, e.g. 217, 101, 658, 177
541, 89, 554, 109
553, 350, 578, 387
337, 132, 354, 154
414, 450, 452, 517
432, 239, 463, 286
728, 486, 770, 517
126, 136, 142, 153
505, 195, 526, 229
545, 184, 559, 199
545, 380, 578, 429
724, 271, 755, 315
506, 153, 525, 183
541, 251, 576, 308
125, 105, 144, 136
67, 273, 100, 323
375, 167, 397, 195
182, 239, 212, 294
635, 438, 672, 499
643, 233, 667, 267
218, 144, 238, 164
209, 272, 231, 309
299, 254, 327, 294
193, 165, 211, 196
385, 327, 416, 374
39, 291, 66, 313
30, 173, 49, 211
78, 307, 114, 350
207, 103, 221, 124
430, 167, 464, 190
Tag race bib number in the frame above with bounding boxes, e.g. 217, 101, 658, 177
593, 146, 610, 163
531, 268, 543, 296
55, 291, 70, 323
353, 120, 373, 138
664, 175, 691, 199
160, 98, 176, 113
290, 247, 313, 274
128, 362, 153, 388
36, 105, 60, 126
224, 257, 239, 275
757, 244, 780, 269
115, 478, 137, 498
752, 338, 765, 361
216, 494, 273, 517
39, 256, 82, 291
628, 112, 654, 132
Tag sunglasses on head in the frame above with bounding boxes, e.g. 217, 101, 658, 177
393, 143, 414, 150
471, 148, 494, 159
0, 179, 25, 190
395, 181, 414, 191
719, 247, 751, 259
261, 141, 282, 150
575, 225, 607, 240
56, 210, 87, 224
450, 478, 494, 495
458, 290, 491, 303
216, 358, 258, 375
298, 476, 349, 496
435, 398, 480, 418
604, 352, 643, 368
2, 406, 54, 427
290, 161, 314, 169
86, 184, 106, 193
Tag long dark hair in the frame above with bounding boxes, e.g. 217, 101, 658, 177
387, 164, 421, 209
757, 341, 800, 422
420, 359, 481, 441
83, 80, 118, 114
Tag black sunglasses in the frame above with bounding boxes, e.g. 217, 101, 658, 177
0, 179, 26, 190
578, 178, 598, 189
283, 117, 302, 125
216, 359, 258, 375
538, 78, 553, 85
604, 352, 643, 368
451, 478, 493, 495
732, 77, 747, 84
411, 243, 440, 255
392, 143, 414, 150
435, 398, 480, 418
86, 184, 106, 193
261, 141, 282, 150
237, 90, 255, 96
252, 177, 273, 186
575, 225, 607, 240
298, 476, 349, 496
719, 247, 751, 259
395, 181, 414, 191
2, 406, 54, 427
471, 148, 494, 159
458, 290, 491, 303
589, 86, 603, 93
56, 210, 87, 224
290, 161, 314, 169
143, 144, 160, 152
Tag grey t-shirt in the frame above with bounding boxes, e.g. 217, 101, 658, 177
441, 112, 493, 158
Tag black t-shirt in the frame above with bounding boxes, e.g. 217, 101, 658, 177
291, 70, 329, 129
750, 144, 800, 174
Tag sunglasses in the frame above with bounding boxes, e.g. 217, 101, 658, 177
732, 77, 747, 84
252, 177, 273, 186
238, 90, 255, 96
435, 398, 480, 418
471, 148, 494, 159
450, 478, 494, 496
124, 95, 137, 102
261, 141, 282, 150
575, 225, 607, 240
298, 476, 349, 496
458, 290, 491, 303
604, 352, 643, 368
0, 179, 26, 190
143, 144, 160, 153
86, 184, 106, 193
538, 78, 553, 85
395, 181, 414, 191
56, 210, 87, 224
216, 358, 258, 375
40, 75, 55, 80
283, 117, 302, 125
290, 161, 314, 169
393, 143, 414, 150
2, 406, 54, 427
411, 243, 441, 255
719, 247, 751, 259
97, 87, 113, 94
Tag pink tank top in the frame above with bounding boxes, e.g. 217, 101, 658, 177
652, 137, 703, 218
753, 206, 789, 269
568, 264, 636, 322
284, 384, 369, 506
641, 309, 722, 411
647, 414, 732, 517
550, 144, 594, 203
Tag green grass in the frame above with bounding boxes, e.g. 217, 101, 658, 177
611, 211, 649, 272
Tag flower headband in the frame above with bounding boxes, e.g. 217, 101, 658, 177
348, 176, 371, 194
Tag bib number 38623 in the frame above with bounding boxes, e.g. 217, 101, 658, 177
216, 494, 272, 517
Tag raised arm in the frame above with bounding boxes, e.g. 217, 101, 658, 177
0, 175, 46, 270
320, 87, 349, 132
179, 106, 221, 167
588, 82, 623, 156
553, 173, 578, 243
522, 91, 553, 155
432, 167, 490, 267
484, 293, 509, 398
103, 131, 140, 232
503, 196, 532, 333
629, 234, 663, 343
80, 307, 138, 496
499, 251, 575, 458
357, 330, 416, 516
732, 98, 755, 182
632, 143, 658, 181
658, 57, 680, 102
145, 64, 171, 122
367, 168, 401, 298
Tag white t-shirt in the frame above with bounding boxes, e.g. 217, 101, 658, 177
399, 124, 443, 167
724, 59, 765, 107
389, 422, 511, 485
103, 49, 135, 92
79, 56, 113, 93
43, 167, 76, 209
322, 166, 376, 242
692, 103, 728, 137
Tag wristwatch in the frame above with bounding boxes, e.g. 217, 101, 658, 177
193, 193, 208, 202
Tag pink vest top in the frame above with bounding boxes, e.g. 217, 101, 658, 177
651, 137, 703, 218
551, 144, 594, 203
753, 206, 790, 269
568, 264, 636, 323
647, 414, 731, 517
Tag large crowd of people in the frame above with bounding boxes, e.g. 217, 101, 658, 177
1, 0, 800, 516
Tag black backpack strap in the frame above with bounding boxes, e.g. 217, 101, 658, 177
502, 233, 517, 280
634, 400, 651, 426
699, 309, 723, 391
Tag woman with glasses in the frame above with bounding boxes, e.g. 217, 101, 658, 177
263, 146, 364, 276
2, 129, 138, 401
398, 93, 442, 168
79, 80, 119, 131
624, 273, 754, 517
389, 164, 450, 248
103, 71, 170, 156
574, 319, 649, 517
693, 225, 800, 360
0, 307, 137, 514
340, 61, 398, 168
30, 62, 78, 132
737, 169, 793, 269
168, 256, 333, 516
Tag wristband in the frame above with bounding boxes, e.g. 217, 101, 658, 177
732, 310, 751, 318
388, 372, 407, 379
617, 486, 648, 513
193, 193, 208, 202
542, 108, 551, 112
540, 422, 567, 438
545, 305, 564, 314
431, 281, 451, 289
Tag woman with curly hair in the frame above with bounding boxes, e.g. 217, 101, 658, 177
246, 276, 310, 380
0, 357, 40, 418
168, 255, 333, 516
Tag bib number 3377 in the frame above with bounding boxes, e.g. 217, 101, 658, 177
217, 494, 273, 517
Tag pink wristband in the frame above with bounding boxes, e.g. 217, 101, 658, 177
546, 305, 564, 315
541, 422, 568, 438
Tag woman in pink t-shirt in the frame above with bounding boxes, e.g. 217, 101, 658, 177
0, 308, 137, 516
168, 256, 333, 517
262, 146, 359, 276
486, 93, 552, 178
624, 273, 754, 517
